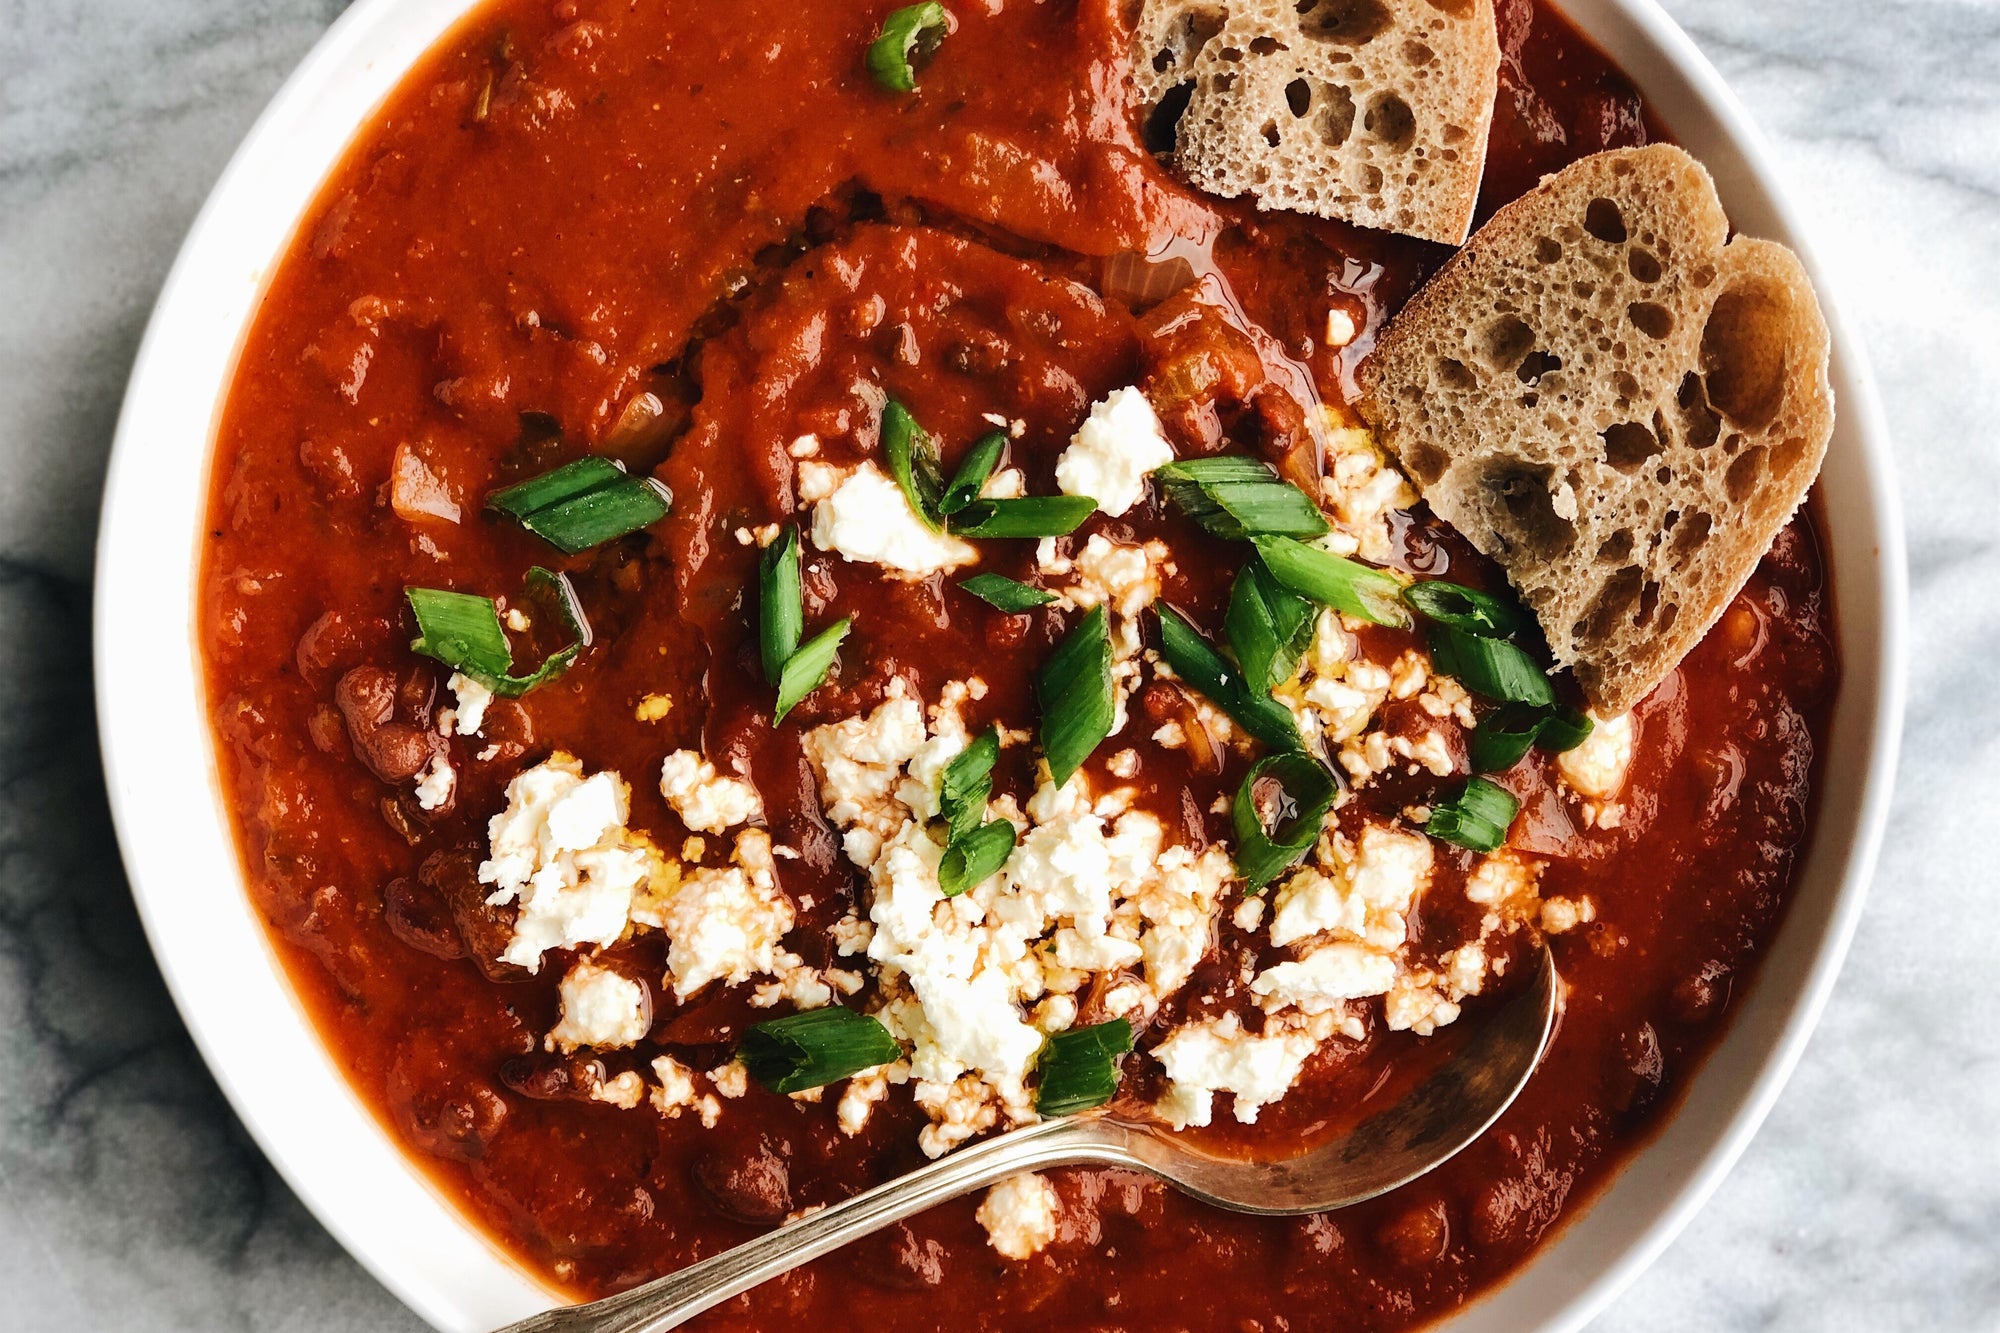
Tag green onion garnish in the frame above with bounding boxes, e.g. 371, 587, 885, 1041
1427, 623, 1556, 707
938, 818, 1017, 897
774, 616, 852, 722
1035, 606, 1114, 786
1425, 777, 1520, 853
1034, 1018, 1134, 1116
1403, 580, 1532, 640
1250, 536, 1410, 629
1225, 558, 1317, 693
1466, 702, 1595, 773
866, 2, 951, 93
1155, 605, 1302, 752
1155, 457, 1330, 540
939, 431, 1006, 517
758, 525, 804, 686
1231, 750, 1339, 890
948, 495, 1097, 539
881, 398, 944, 531
487, 457, 671, 555
940, 727, 1000, 841
959, 573, 1057, 612
406, 567, 587, 697
740, 1007, 902, 1094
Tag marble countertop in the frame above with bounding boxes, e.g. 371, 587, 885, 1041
4, 1, 1994, 1329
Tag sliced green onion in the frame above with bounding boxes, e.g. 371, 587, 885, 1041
1250, 536, 1410, 629
1403, 580, 1532, 640
865, 1, 951, 93
1466, 702, 1595, 773
1425, 777, 1519, 853
1225, 559, 1317, 693
948, 495, 1096, 539
939, 431, 1006, 516
1231, 750, 1339, 890
740, 1007, 902, 1094
1034, 1018, 1134, 1116
487, 457, 671, 555
959, 573, 1057, 612
1156, 605, 1302, 752
406, 567, 587, 697
1534, 707, 1594, 753
881, 398, 944, 531
938, 819, 1017, 897
1035, 606, 1114, 786
940, 727, 1000, 841
1427, 624, 1556, 707
1155, 457, 1329, 540
758, 526, 803, 686
774, 616, 852, 722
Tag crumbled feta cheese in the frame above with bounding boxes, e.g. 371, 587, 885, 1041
645, 829, 802, 999
809, 461, 977, 577
439, 672, 493, 738
837, 1064, 896, 1135
1269, 824, 1432, 951
709, 1061, 750, 1099
1053, 387, 1175, 517
1152, 1012, 1319, 1128
591, 1071, 647, 1110
659, 749, 765, 833
1317, 423, 1417, 565
1540, 895, 1597, 934
650, 1055, 702, 1119
1558, 711, 1636, 800
413, 752, 456, 811
634, 693, 673, 722
545, 960, 651, 1052
1251, 942, 1399, 1012
480, 755, 669, 971
977, 1172, 1061, 1260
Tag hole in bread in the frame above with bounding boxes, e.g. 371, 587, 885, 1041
1297, 0, 1393, 44
1772, 433, 1810, 478
1702, 280, 1792, 429
1655, 465, 1673, 484
1725, 445, 1767, 501
1601, 421, 1660, 473
1598, 529, 1635, 562
1627, 302, 1674, 340
1364, 93, 1416, 150
1436, 357, 1475, 390
1583, 198, 1628, 244
1320, 83, 1356, 144
1404, 39, 1436, 65
1690, 264, 1716, 288
1672, 511, 1713, 556
1613, 370, 1640, 401
1164, 7, 1229, 70
1144, 81, 1196, 154
1479, 460, 1576, 559
1353, 162, 1384, 192
1286, 78, 1313, 117
1657, 602, 1679, 632
1478, 316, 1535, 373
1405, 441, 1448, 485
1220, 46, 1243, 61
1443, 123, 1466, 143
1627, 248, 1663, 283
1676, 372, 1723, 449
1261, 119, 1281, 147
1250, 36, 1286, 55
1580, 567, 1643, 642
1515, 350, 1562, 384
1636, 580, 1662, 627
1535, 237, 1562, 264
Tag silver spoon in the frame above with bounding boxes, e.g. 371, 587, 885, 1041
503, 946, 1559, 1333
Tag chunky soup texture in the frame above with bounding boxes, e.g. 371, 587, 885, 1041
200, 0, 1837, 1327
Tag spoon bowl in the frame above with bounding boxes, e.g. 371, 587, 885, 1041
504, 946, 1560, 1333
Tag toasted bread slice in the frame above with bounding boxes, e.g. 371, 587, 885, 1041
1131, 0, 1499, 245
1357, 145, 1833, 715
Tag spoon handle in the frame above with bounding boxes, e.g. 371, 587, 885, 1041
499, 1115, 1118, 1333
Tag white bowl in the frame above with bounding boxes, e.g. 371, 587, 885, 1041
93, 0, 1907, 1328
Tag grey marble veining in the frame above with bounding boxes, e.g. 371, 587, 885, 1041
2, 0, 1994, 1329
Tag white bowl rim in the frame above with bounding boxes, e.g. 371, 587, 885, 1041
91, 0, 1907, 1329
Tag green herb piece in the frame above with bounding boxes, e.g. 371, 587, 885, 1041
1427, 623, 1556, 707
1250, 536, 1410, 629
1155, 457, 1329, 540
406, 567, 587, 697
940, 727, 1001, 842
1035, 606, 1114, 786
938, 819, 1017, 897
774, 616, 852, 722
948, 495, 1097, 539
758, 526, 804, 686
1034, 1018, 1134, 1116
881, 398, 944, 531
1155, 605, 1302, 752
1534, 707, 1594, 753
1231, 750, 1340, 890
865, 1, 951, 93
939, 431, 1006, 516
740, 1007, 902, 1094
1424, 777, 1520, 853
959, 573, 1057, 612
1402, 580, 1532, 640
1225, 559, 1317, 693
487, 456, 671, 555
1466, 702, 1595, 773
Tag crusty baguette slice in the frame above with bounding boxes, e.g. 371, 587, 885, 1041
1131, 0, 1499, 245
1357, 144, 1833, 716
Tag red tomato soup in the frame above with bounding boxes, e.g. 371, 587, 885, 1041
199, 0, 1836, 1327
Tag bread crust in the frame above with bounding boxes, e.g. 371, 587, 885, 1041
1132, 0, 1499, 245
1358, 145, 1834, 715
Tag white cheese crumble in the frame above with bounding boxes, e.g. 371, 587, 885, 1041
1053, 386, 1175, 517
1558, 710, 1636, 800
641, 829, 809, 1000
977, 1172, 1061, 1260
659, 749, 765, 834
438, 672, 494, 738
1152, 1011, 1323, 1129
808, 461, 977, 577
592, 1071, 647, 1110
412, 752, 456, 811
545, 960, 650, 1052
1269, 824, 1432, 952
